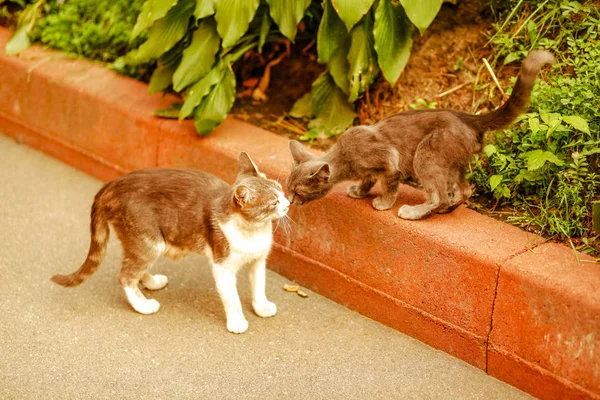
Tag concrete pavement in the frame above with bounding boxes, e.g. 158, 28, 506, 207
0, 134, 530, 399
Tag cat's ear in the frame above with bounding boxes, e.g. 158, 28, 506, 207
238, 152, 260, 176
234, 185, 254, 207
289, 140, 313, 165
311, 162, 330, 182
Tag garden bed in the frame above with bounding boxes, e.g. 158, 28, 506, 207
1, 27, 599, 400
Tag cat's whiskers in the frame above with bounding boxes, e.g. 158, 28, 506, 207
275, 166, 286, 184
273, 217, 282, 234
280, 214, 293, 238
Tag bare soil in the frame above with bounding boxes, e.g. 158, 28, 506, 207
230, 0, 511, 151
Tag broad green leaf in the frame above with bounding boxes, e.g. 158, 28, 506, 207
266, 0, 311, 41
562, 115, 590, 135
501, 186, 510, 199
258, 6, 271, 53
331, 0, 375, 31
290, 92, 313, 118
215, 0, 260, 48
172, 18, 220, 92
540, 112, 560, 124
299, 130, 320, 141
543, 152, 564, 166
5, 1, 41, 55
489, 175, 502, 191
593, 201, 600, 235
154, 103, 183, 118
131, 0, 178, 40
131, 0, 195, 62
347, 18, 379, 102
528, 116, 540, 134
5, 22, 32, 56
517, 169, 542, 182
179, 63, 226, 119
523, 150, 564, 171
374, 0, 413, 85
308, 73, 356, 136
483, 144, 497, 157
317, 0, 348, 64
399, 0, 442, 34
148, 64, 176, 94
193, 66, 237, 136
195, 0, 216, 20
527, 19, 537, 43
503, 52, 523, 65
328, 38, 350, 93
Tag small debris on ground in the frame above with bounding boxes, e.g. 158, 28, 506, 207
283, 284, 299, 292
283, 283, 308, 298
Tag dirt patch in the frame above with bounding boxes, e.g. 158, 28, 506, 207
230, 0, 507, 151
358, 0, 500, 123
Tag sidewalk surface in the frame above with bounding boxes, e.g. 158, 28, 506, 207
0, 134, 530, 399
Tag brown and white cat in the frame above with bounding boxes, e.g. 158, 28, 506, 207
51, 152, 290, 334
287, 50, 555, 220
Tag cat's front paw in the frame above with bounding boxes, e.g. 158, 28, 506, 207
347, 184, 369, 199
226, 315, 249, 334
253, 300, 277, 318
132, 298, 161, 315
372, 196, 393, 210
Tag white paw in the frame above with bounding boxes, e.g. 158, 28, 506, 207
226, 315, 249, 334
132, 298, 161, 315
398, 205, 426, 220
253, 300, 277, 318
142, 274, 169, 290
372, 196, 393, 211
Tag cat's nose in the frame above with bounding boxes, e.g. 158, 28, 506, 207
287, 194, 295, 204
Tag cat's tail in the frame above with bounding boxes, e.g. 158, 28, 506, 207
51, 188, 110, 287
468, 50, 555, 133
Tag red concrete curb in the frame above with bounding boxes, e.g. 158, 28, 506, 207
1, 28, 598, 399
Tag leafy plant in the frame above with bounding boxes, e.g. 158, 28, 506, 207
125, 0, 446, 137
4, 0, 447, 136
292, 0, 445, 138
471, 0, 600, 255
3, 0, 42, 55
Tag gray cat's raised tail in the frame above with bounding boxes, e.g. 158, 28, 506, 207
51, 192, 109, 287
468, 50, 555, 132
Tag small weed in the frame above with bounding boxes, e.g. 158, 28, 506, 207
409, 97, 438, 110
453, 56, 464, 72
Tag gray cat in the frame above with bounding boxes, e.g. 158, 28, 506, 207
287, 50, 555, 220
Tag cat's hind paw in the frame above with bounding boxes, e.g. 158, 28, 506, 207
253, 300, 277, 318
226, 315, 249, 334
141, 274, 169, 290
398, 204, 430, 220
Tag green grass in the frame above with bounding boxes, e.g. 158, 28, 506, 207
31, 0, 145, 61
471, 0, 600, 257
2, 0, 152, 78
